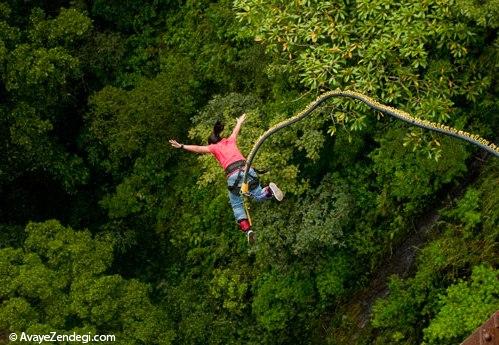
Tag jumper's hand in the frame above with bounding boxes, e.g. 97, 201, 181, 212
236, 113, 246, 124
169, 139, 182, 149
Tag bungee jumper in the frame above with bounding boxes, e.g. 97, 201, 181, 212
169, 114, 284, 243
170, 90, 498, 244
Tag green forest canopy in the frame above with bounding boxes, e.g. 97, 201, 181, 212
0, 0, 497, 344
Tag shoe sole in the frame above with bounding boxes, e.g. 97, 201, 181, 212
247, 230, 256, 244
269, 182, 284, 201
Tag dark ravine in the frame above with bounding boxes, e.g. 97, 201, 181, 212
318, 152, 488, 343
354, 211, 440, 329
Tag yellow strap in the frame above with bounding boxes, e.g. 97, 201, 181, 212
241, 182, 249, 194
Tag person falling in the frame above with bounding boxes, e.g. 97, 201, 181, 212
169, 114, 283, 243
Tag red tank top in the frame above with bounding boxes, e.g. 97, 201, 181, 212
208, 137, 245, 170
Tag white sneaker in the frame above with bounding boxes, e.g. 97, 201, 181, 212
247, 230, 256, 244
269, 182, 284, 201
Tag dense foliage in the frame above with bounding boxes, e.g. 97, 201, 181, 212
0, 0, 497, 344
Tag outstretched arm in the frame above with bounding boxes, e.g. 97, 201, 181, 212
229, 113, 246, 140
169, 139, 210, 154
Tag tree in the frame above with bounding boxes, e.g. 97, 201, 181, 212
252, 267, 315, 333
423, 265, 499, 345
163, 0, 271, 95
0, 5, 91, 193
85, 56, 196, 178
0, 220, 174, 344
234, 0, 498, 158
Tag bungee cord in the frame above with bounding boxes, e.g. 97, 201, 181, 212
240, 89, 498, 203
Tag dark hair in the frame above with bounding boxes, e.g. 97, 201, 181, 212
208, 120, 224, 144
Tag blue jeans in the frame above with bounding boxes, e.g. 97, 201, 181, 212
227, 168, 272, 221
